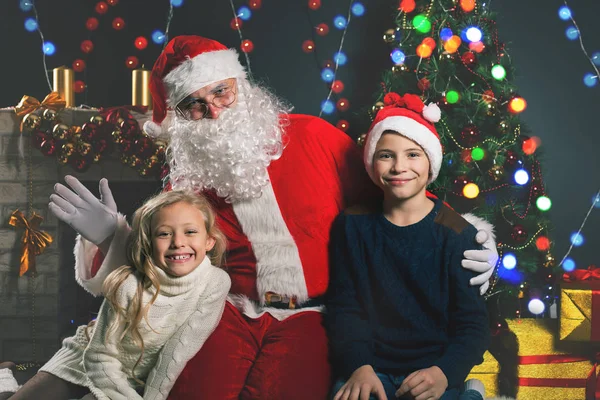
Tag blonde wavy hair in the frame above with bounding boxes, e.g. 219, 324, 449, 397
93, 190, 226, 384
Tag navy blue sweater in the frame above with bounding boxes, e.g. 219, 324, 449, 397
325, 199, 490, 389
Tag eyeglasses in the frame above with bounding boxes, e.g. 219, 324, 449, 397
175, 85, 237, 121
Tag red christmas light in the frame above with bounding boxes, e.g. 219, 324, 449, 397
230, 17, 243, 30
81, 40, 94, 53
74, 80, 86, 93
535, 236, 550, 251
331, 80, 344, 94
399, 0, 416, 13
86, 17, 99, 31
126, 56, 139, 69
336, 120, 349, 132
336, 98, 350, 112
72, 59, 86, 73
308, 0, 321, 10
107, 0, 119, 5
316, 23, 329, 36
112, 17, 125, 30
134, 36, 148, 50
302, 40, 315, 53
248, 0, 261, 9
241, 39, 254, 53
95, 1, 108, 14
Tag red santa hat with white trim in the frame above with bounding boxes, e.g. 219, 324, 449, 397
143, 35, 247, 138
363, 92, 443, 184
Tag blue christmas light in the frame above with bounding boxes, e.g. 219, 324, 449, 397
497, 266, 524, 285
464, 26, 482, 43
570, 232, 585, 247
19, 0, 33, 12
24, 17, 37, 32
42, 41, 56, 55
514, 169, 529, 185
170, 0, 183, 6
592, 52, 600, 67
440, 28, 453, 42
351, 2, 365, 16
333, 51, 347, 66
558, 6, 572, 21
562, 257, 576, 272
502, 253, 517, 270
390, 49, 406, 64
593, 193, 600, 208
583, 73, 598, 87
321, 100, 335, 114
238, 6, 252, 21
333, 15, 347, 29
152, 30, 166, 44
321, 68, 335, 82
566, 26, 579, 41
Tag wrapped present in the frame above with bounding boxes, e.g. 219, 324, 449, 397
466, 350, 499, 397
561, 266, 600, 343
508, 318, 599, 400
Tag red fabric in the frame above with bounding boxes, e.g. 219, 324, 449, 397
90, 250, 104, 278
167, 302, 331, 400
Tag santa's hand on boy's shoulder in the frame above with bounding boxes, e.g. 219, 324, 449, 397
395, 366, 447, 400
334, 365, 387, 400
462, 228, 498, 295
49, 175, 119, 246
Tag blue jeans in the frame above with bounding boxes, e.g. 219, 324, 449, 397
331, 371, 483, 400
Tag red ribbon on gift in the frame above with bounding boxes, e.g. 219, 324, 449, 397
563, 265, 600, 282
563, 265, 600, 342
518, 354, 600, 400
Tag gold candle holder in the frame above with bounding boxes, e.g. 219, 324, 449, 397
52, 66, 74, 107
132, 69, 152, 109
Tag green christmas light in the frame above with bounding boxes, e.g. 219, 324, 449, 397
536, 196, 552, 211
471, 147, 484, 161
412, 15, 431, 33
491, 65, 506, 80
446, 90, 460, 104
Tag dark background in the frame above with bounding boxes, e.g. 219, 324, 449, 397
1, 0, 599, 271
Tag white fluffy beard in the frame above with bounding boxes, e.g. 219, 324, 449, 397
165, 79, 288, 203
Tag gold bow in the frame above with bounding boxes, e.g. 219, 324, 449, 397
8, 210, 53, 276
15, 92, 66, 118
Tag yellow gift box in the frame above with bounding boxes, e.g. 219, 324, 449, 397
560, 280, 600, 343
466, 351, 499, 397
508, 318, 598, 400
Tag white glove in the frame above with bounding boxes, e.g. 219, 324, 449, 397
49, 175, 118, 246
462, 229, 498, 295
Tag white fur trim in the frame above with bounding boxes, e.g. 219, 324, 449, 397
231, 182, 309, 305
422, 103, 441, 123
74, 214, 131, 296
143, 120, 163, 139
364, 116, 443, 184
163, 49, 246, 108
462, 213, 497, 250
227, 295, 323, 322
0, 368, 20, 393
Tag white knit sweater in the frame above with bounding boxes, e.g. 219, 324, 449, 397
40, 256, 231, 400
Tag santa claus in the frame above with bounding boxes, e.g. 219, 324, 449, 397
47, 36, 497, 399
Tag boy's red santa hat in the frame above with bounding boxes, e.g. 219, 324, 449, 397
144, 35, 247, 137
363, 92, 442, 184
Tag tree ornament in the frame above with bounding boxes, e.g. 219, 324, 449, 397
76, 142, 92, 156
40, 139, 57, 156
92, 139, 108, 154
130, 156, 143, 168
531, 183, 543, 199
461, 51, 477, 67
112, 129, 123, 144
461, 149, 473, 163
392, 64, 410, 74
460, 124, 480, 147
70, 154, 91, 172
488, 164, 504, 181
383, 29, 396, 43
486, 103, 497, 117
134, 137, 154, 158
52, 123, 71, 141
21, 113, 41, 131
417, 78, 431, 91
357, 133, 367, 147
42, 109, 58, 123
372, 101, 385, 113
61, 142, 75, 157
482, 90, 495, 104
32, 130, 48, 149
498, 120, 510, 134
145, 155, 160, 170
81, 122, 99, 142
57, 153, 70, 165
543, 253, 555, 268
511, 224, 528, 243
93, 153, 102, 163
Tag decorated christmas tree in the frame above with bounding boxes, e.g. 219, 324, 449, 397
366, 0, 556, 320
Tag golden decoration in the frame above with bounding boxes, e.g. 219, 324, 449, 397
8, 210, 53, 276
14, 92, 66, 118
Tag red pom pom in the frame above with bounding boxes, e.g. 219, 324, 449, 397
402, 94, 424, 113
383, 92, 402, 106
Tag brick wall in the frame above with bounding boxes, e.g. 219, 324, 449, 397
0, 108, 158, 363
